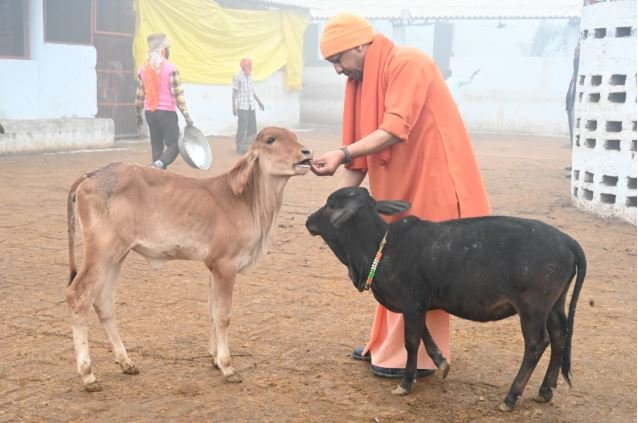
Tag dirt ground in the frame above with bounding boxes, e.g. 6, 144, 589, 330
0, 128, 635, 422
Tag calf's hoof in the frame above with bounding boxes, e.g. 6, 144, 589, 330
84, 380, 102, 392
499, 393, 518, 412
224, 373, 243, 384
438, 360, 450, 379
120, 362, 139, 375
533, 387, 553, 403
122, 365, 139, 375
498, 402, 514, 412
392, 384, 410, 395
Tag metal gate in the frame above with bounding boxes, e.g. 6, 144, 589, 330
94, 0, 137, 139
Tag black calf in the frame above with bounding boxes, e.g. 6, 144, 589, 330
306, 187, 586, 411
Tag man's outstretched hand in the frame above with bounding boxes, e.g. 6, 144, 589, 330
310, 150, 344, 176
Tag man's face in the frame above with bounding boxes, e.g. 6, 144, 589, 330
326, 47, 364, 82
243, 64, 252, 76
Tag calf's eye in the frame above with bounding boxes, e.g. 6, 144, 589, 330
266, 137, 276, 144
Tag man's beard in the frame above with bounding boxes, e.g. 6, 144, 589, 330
347, 72, 362, 82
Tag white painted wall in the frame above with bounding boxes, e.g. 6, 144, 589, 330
571, 0, 636, 224
0, 0, 96, 120
451, 56, 574, 135
449, 19, 579, 136
184, 70, 301, 136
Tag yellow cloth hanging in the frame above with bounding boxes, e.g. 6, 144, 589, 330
133, 0, 308, 90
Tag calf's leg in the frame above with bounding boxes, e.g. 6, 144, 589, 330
535, 299, 568, 403
500, 311, 550, 411
207, 262, 241, 383
93, 259, 138, 375
392, 313, 422, 395
207, 274, 217, 364
421, 322, 450, 378
66, 263, 105, 392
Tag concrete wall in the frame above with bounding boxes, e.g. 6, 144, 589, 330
301, 17, 581, 136
185, 70, 301, 136
0, 119, 113, 155
571, 0, 636, 224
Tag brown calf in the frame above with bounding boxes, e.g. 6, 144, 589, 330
66, 127, 312, 391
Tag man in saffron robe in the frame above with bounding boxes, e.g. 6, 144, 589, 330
135, 33, 194, 169
311, 13, 491, 378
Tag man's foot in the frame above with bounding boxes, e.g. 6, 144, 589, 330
351, 346, 371, 362
371, 364, 435, 379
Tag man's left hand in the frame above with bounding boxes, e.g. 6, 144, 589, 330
258, 102, 265, 111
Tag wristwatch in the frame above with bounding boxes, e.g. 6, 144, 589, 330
340, 146, 352, 165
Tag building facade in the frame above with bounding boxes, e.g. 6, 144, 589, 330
0, 0, 116, 154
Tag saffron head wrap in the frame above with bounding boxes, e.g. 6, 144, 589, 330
320, 13, 375, 59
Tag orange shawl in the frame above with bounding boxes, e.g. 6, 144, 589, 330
142, 49, 166, 111
342, 34, 395, 169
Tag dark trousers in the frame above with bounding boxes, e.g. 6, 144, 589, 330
235, 109, 257, 152
145, 110, 180, 167
567, 106, 575, 145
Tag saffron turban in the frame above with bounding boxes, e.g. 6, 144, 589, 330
320, 13, 375, 59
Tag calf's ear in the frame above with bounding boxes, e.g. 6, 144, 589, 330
228, 150, 258, 195
329, 204, 357, 228
376, 200, 410, 216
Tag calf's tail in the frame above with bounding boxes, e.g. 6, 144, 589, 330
67, 166, 106, 286
561, 238, 587, 386
67, 176, 86, 286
